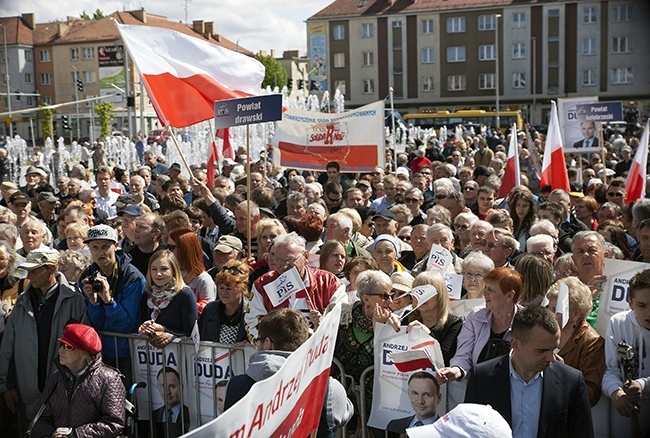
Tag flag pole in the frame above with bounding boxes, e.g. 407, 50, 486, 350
207, 123, 219, 174
246, 124, 252, 259
167, 125, 193, 176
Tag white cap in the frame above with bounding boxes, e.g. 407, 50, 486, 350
407, 404, 512, 438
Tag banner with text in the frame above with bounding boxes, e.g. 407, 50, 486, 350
184, 304, 342, 437
272, 101, 385, 172
557, 96, 599, 154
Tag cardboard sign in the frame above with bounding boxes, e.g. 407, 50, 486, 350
263, 267, 307, 307
426, 245, 453, 273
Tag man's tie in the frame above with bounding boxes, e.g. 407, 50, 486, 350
414, 420, 424, 427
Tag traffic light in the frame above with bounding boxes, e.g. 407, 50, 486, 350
76, 78, 84, 92
297, 79, 304, 90
286, 78, 292, 88
310, 80, 318, 91
61, 115, 70, 130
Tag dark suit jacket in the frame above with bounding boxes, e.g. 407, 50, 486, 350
152, 404, 191, 438
465, 355, 593, 438
572, 137, 599, 149
386, 415, 414, 435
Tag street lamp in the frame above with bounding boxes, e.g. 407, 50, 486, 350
71, 65, 80, 139
0, 24, 12, 137
495, 14, 501, 131
531, 36, 536, 126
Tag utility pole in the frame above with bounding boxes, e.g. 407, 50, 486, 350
0, 24, 12, 137
71, 65, 80, 139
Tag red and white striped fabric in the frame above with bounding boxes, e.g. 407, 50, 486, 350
498, 124, 522, 198
540, 101, 570, 192
116, 23, 264, 128
625, 119, 649, 203
390, 349, 436, 373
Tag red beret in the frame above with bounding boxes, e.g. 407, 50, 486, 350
58, 323, 102, 355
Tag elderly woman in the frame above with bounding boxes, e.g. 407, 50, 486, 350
574, 196, 599, 231
546, 276, 605, 406
0, 241, 27, 335
139, 250, 199, 349
454, 212, 479, 257
58, 249, 91, 287
461, 251, 494, 300
31, 323, 125, 438
199, 260, 250, 345
342, 256, 379, 302
372, 234, 407, 275
515, 254, 553, 306
554, 253, 579, 280
319, 240, 347, 277
406, 271, 463, 366
438, 267, 522, 384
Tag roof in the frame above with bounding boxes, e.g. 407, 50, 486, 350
0, 16, 34, 46
309, 0, 537, 21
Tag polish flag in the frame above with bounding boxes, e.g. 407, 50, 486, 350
625, 119, 649, 203
217, 128, 235, 160
498, 124, 522, 198
116, 23, 265, 128
390, 349, 436, 373
206, 138, 219, 188
540, 101, 570, 192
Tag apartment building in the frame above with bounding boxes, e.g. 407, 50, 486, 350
307, 0, 650, 124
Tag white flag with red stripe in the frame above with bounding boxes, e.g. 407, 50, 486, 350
498, 124, 522, 198
625, 119, 648, 203
116, 23, 264, 128
389, 349, 436, 373
540, 101, 570, 191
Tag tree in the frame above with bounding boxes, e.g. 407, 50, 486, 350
256, 55, 287, 90
94, 102, 113, 138
39, 105, 53, 139
93, 9, 105, 20
80, 11, 91, 20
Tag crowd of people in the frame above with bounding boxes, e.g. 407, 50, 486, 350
0, 121, 648, 437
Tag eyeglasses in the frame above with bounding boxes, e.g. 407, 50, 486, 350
327, 195, 342, 203
220, 266, 243, 275
270, 252, 303, 266
455, 224, 471, 231
486, 242, 504, 249
366, 292, 394, 301
59, 342, 75, 351
405, 197, 421, 203
399, 235, 411, 242
607, 192, 624, 197
463, 272, 484, 280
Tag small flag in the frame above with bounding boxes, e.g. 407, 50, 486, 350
625, 119, 648, 203
390, 349, 436, 373
191, 320, 200, 354
540, 101, 571, 191
263, 267, 307, 307
426, 245, 453, 273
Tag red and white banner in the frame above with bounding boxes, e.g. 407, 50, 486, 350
498, 124, 521, 198
185, 303, 342, 437
540, 101, 571, 192
271, 101, 385, 172
390, 349, 436, 373
625, 118, 648, 203
116, 23, 264, 128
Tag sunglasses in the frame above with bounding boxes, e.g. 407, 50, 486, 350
367, 292, 394, 301
607, 192, 623, 197
59, 342, 75, 351
405, 197, 421, 203
221, 266, 243, 275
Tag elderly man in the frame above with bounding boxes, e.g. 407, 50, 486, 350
370, 174, 399, 213
0, 248, 88, 424
55, 176, 70, 200
286, 192, 307, 219
129, 174, 159, 212
572, 231, 606, 327
245, 232, 347, 341
326, 212, 371, 259
484, 228, 519, 269
413, 224, 463, 275
8, 191, 32, 228
207, 235, 243, 278
399, 224, 430, 270
17, 218, 48, 257
36, 192, 58, 232
19, 166, 46, 193
526, 234, 556, 265
369, 209, 412, 254
469, 220, 494, 253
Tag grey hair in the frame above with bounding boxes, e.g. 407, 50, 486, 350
272, 231, 306, 251
329, 213, 353, 238
0, 223, 19, 245
632, 199, 650, 223
287, 191, 307, 204
526, 234, 554, 250
530, 219, 556, 236
572, 231, 606, 252
454, 212, 479, 227
426, 223, 454, 241
356, 270, 392, 297
289, 175, 306, 188
0, 240, 16, 277
461, 251, 494, 274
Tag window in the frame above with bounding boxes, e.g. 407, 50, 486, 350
82, 47, 94, 60
548, 87, 559, 94
40, 73, 52, 85
70, 47, 79, 60
512, 43, 526, 59
583, 38, 597, 55
392, 21, 402, 28
422, 48, 434, 63
479, 45, 496, 61
83, 71, 96, 84
362, 23, 373, 38
611, 67, 633, 84
362, 51, 374, 67
583, 7, 597, 23
512, 72, 526, 88
26, 97, 34, 106
363, 79, 374, 94
333, 25, 345, 40
422, 76, 434, 92
612, 5, 633, 22
548, 35, 560, 42
447, 17, 465, 33
478, 15, 496, 31
479, 73, 496, 90
513, 12, 526, 28
0, 49, 4, 63
42, 96, 53, 105
334, 80, 346, 94
333, 52, 345, 68
25, 73, 32, 84
583, 69, 597, 86
612, 37, 632, 53
39, 49, 51, 62
447, 46, 466, 62
25, 49, 32, 62
85, 95, 96, 107
447, 75, 466, 91
548, 9, 560, 17
421, 19, 434, 34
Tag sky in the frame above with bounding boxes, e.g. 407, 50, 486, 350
0, 0, 334, 54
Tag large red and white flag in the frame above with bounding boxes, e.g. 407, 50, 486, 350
540, 101, 570, 191
116, 23, 265, 128
625, 119, 649, 204
498, 124, 522, 198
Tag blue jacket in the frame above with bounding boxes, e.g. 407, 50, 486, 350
80, 250, 146, 359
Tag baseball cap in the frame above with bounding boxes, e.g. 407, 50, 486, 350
58, 323, 103, 355
9, 191, 30, 204
169, 163, 182, 173
117, 204, 144, 217
373, 209, 397, 222
356, 180, 371, 189
409, 403, 512, 438
391, 271, 414, 293
113, 193, 135, 208
622, 145, 632, 153
396, 167, 410, 177
0, 182, 16, 192
587, 178, 603, 188
37, 192, 58, 203
25, 165, 46, 177
214, 235, 243, 254
20, 247, 60, 270
85, 224, 118, 244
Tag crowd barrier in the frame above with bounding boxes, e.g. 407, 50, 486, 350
100, 331, 615, 438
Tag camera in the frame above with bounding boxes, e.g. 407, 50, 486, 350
88, 271, 104, 293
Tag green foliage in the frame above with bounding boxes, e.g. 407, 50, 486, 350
94, 102, 113, 138
256, 55, 287, 89
93, 9, 105, 20
80, 11, 91, 20
39, 105, 53, 139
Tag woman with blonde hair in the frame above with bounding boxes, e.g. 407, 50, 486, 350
254, 218, 287, 269
319, 240, 347, 277
515, 254, 553, 306
405, 271, 462, 366
139, 250, 198, 349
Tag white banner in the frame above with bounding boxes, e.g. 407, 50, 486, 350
449, 299, 485, 319
272, 101, 385, 172
184, 304, 342, 437
367, 323, 446, 430
443, 273, 463, 300
426, 245, 453, 273
596, 259, 648, 336
557, 96, 599, 153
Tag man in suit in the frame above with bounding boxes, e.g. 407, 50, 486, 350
153, 367, 190, 438
465, 305, 593, 438
386, 372, 441, 436
572, 122, 599, 149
